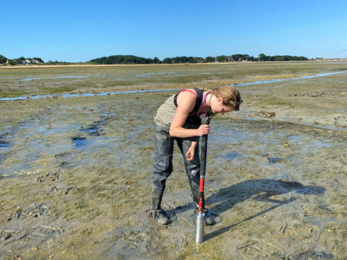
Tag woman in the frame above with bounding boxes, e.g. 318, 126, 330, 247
150, 86, 242, 225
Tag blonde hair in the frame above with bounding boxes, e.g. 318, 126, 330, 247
205, 86, 242, 111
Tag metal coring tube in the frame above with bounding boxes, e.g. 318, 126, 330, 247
195, 116, 210, 244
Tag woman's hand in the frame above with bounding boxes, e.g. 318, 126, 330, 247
197, 124, 210, 136
186, 142, 197, 161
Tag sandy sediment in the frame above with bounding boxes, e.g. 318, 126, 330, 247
0, 65, 347, 259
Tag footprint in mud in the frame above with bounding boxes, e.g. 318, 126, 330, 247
25, 225, 65, 244
2, 225, 65, 248
13, 203, 50, 220
54, 151, 76, 169
101, 228, 169, 258
0, 230, 16, 241
59, 161, 70, 168
80, 115, 113, 137
36, 171, 62, 183
237, 240, 283, 258
46, 186, 77, 196
334, 116, 347, 127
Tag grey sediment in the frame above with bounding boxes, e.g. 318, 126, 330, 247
0, 64, 347, 259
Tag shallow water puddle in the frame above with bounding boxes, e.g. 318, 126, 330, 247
136, 71, 184, 77
21, 75, 88, 81
0, 89, 177, 101
231, 70, 347, 87
288, 135, 333, 148
21, 77, 42, 81
2, 70, 346, 102
81, 116, 113, 136
0, 141, 10, 148
71, 137, 89, 148
267, 157, 281, 163
225, 151, 242, 160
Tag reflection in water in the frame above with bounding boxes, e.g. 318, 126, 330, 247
21, 76, 88, 81
231, 71, 347, 87
71, 137, 89, 149
21, 78, 42, 81
50, 76, 87, 79
136, 72, 184, 77
0, 89, 178, 101
225, 151, 241, 160
267, 157, 281, 163
0, 141, 10, 148
4, 70, 346, 102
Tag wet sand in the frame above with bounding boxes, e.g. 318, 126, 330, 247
0, 64, 347, 259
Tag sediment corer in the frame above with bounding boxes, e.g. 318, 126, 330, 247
195, 116, 210, 244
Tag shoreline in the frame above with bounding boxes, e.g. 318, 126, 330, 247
1, 59, 347, 70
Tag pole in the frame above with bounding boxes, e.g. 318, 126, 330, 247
195, 116, 210, 244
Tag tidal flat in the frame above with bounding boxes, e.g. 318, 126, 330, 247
0, 62, 347, 259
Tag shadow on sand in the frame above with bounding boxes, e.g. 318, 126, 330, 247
174, 178, 326, 241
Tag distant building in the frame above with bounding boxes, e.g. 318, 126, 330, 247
31, 59, 42, 64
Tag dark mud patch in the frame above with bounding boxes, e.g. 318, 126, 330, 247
0, 92, 347, 259
0, 140, 10, 148
267, 157, 282, 163
54, 152, 72, 159
296, 250, 335, 259
71, 136, 88, 148
58, 161, 75, 169
83, 119, 112, 136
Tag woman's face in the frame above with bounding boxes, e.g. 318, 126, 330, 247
212, 98, 234, 115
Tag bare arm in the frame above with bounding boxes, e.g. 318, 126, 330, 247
169, 91, 209, 138
186, 141, 198, 161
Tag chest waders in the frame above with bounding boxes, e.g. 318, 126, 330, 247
195, 116, 210, 244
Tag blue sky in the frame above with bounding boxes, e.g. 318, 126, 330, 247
1, 0, 347, 62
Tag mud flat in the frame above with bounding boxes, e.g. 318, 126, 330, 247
0, 63, 347, 259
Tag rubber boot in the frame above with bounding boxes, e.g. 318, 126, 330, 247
151, 188, 169, 225
151, 188, 164, 210
193, 207, 217, 225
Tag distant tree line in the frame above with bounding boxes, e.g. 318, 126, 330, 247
0, 54, 7, 64
1, 53, 309, 66
46, 60, 84, 65
0, 55, 44, 65
90, 55, 161, 64
89, 54, 308, 64
258, 53, 308, 61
